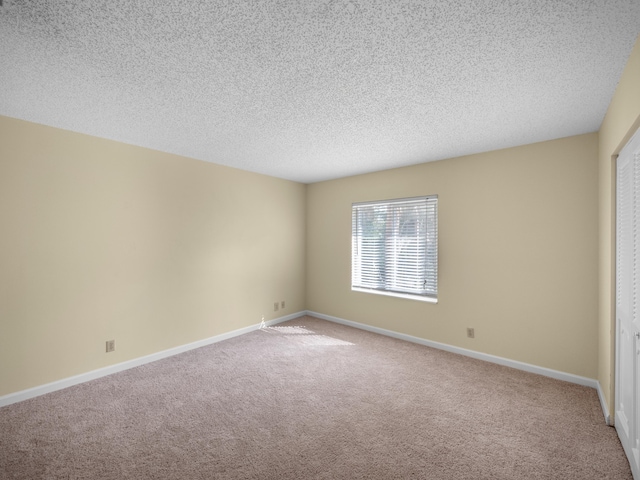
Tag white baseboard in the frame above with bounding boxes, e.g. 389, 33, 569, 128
0, 311, 305, 408
306, 310, 610, 423
2, 309, 612, 427
596, 381, 611, 425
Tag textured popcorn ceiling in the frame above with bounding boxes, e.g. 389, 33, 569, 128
0, 1, 639, 183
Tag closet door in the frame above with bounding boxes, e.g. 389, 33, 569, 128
616, 127, 640, 479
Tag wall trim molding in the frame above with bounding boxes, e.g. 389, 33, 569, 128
306, 310, 610, 424
596, 381, 611, 425
0, 311, 305, 408
2, 309, 611, 426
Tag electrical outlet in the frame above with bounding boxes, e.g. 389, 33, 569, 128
106, 339, 115, 352
281, 300, 285, 309
467, 328, 475, 339
274, 302, 279, 312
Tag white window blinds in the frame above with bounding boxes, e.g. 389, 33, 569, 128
352, 196, 438, 299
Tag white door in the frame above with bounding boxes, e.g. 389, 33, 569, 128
616, 126, 640, 479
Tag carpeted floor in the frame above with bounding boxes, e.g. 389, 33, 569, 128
0, 316, 633, 479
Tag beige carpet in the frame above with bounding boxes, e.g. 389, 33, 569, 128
0, 316, 632, 479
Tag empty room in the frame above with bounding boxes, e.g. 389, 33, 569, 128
1, 1, 640, 479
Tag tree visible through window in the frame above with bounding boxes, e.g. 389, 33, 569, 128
352, 196, 437, 300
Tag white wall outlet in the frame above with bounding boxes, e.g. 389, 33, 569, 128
467, 328, 475, 339
274, 302, 279, 312
106, 339, 115, 352
281, 300, 285, 309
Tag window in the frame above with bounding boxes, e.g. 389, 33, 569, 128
351, 196, 438, 302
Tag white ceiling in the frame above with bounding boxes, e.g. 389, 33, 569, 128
0, 1, 639, 183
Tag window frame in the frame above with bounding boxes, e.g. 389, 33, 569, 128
351, 195, 438, 304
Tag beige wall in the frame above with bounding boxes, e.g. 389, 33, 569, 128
307, 134, 599, 378
0, 116, 307, 397
598, 35, 640, 419
3, 37, 638, 402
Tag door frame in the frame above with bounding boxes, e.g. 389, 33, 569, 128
614, 125, 640, 480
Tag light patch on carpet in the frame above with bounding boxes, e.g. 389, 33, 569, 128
290, 335, 354, 346
263, 325, 315, 335
260, 325, 354, 345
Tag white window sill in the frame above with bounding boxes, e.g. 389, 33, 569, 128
351, 287, 438, 304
